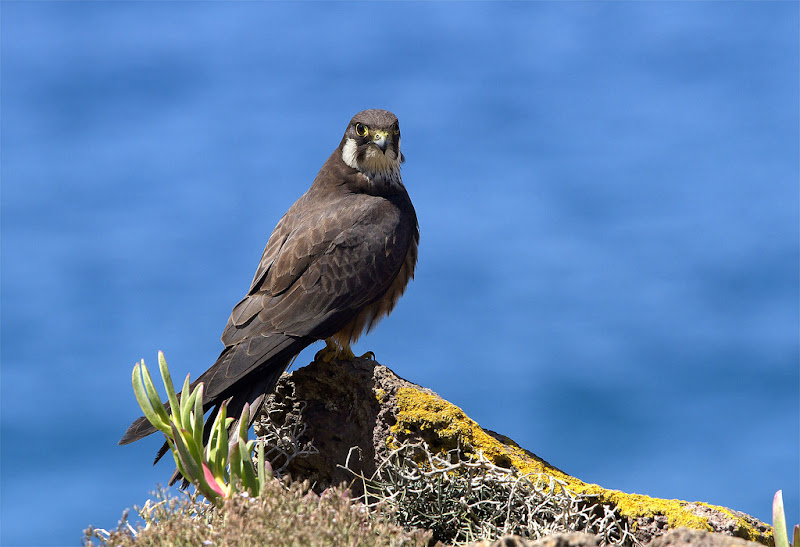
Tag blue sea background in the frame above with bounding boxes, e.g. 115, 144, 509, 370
1, 2, 798, 545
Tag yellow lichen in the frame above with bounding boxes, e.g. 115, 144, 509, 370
374, 388, 386, 404
717, 505, 774, 544
392, 387, 574, 482
385, 433, 400, 451
581, 487, 709, 530
391, 387, 769, 545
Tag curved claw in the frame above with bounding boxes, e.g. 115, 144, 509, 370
314, 339, 337, 363
315, 339, 359, 362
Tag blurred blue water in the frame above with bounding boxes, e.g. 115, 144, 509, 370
1, 3, 798, 545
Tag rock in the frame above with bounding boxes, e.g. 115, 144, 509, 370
254, 356, 773, 546
255, 354, 431, 490
648, 527, 764, 546
468, 532, 600, 547
529, 533, 601, 547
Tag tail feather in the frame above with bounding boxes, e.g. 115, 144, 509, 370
120, 415, 158, 446
118, 333, 312, 461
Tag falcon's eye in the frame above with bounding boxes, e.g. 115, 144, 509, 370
355, 123, 368, 137
392, 124, 400, 136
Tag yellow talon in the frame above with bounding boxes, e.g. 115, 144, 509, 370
314, 339, 337, 363
315, 339, 359, 362
338, 345, 356, 361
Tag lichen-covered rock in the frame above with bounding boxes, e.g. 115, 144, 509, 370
647, 527, 765, 546
471, 529, 765, 547
254, 354, 436, 490
468, 533, 601, 547
254, 356, 772, 546
483, 532, 600, 547
528, 533, 601, 547
528, 532, 600, 547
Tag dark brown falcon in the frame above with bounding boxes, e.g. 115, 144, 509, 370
120, 109, 419, 464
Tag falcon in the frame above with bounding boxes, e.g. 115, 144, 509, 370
120, 109, 419, 465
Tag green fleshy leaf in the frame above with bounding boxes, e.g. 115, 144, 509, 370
204, 401, 229, 480
158, 351, 181, 428
167, 439, 189, 481
229, 434, 242, 477
257, 440, 268, 494
238, 437, 258, 494
228, 440, 241, 496
204, 404, 223, 475
140, 360, 170, 426
179, 418, 205, 469
204, 410, 220, 463
171, 424, 201, 482
179, 374, 194, 429
171, 422, 219, 503
168, 438, 189, 482
213, 402, 229, 479
774, 490, 789, 547
192, 383, 204, 448
202, 463, 226, 497
131, 362, 170, 435
237, 403, 250, 442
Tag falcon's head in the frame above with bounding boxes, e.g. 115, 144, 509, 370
341, 109, 404, 181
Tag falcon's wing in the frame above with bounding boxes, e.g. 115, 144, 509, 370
119, 189, 415, 448
196, 190, 414, 402
227, 190, 414, 343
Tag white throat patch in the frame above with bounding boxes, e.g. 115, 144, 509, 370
341, 137, 402, 190
342, 138, 359, 170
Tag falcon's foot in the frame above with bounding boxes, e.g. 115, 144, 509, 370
315, 339, 353, 362
315, 339, 376, 362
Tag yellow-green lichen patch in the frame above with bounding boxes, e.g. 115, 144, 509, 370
577, 485, 769, 544
392, 387, 574, 483
582, 486, 709, 530
374, 388, 386, 404
390, 387, 770, 545
708, 504, 773, 544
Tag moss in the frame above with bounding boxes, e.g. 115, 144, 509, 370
391, 387, 770, 545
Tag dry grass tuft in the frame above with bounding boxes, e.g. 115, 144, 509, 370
84, 478, 431, 547
344, 442, 638, 546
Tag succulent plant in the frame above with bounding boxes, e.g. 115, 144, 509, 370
131, 351, 271, 504
773, 490, 799, 547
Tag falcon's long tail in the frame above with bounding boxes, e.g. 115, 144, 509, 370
118, 333, 313, 463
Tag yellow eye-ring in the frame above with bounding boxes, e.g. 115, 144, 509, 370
392, 123, 400, 136
355, 123, 368, 137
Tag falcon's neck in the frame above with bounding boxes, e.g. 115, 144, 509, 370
360, 167, 403, 193
340, 138, 403, 194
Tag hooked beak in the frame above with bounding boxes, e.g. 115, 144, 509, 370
371, 130, 391, 152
